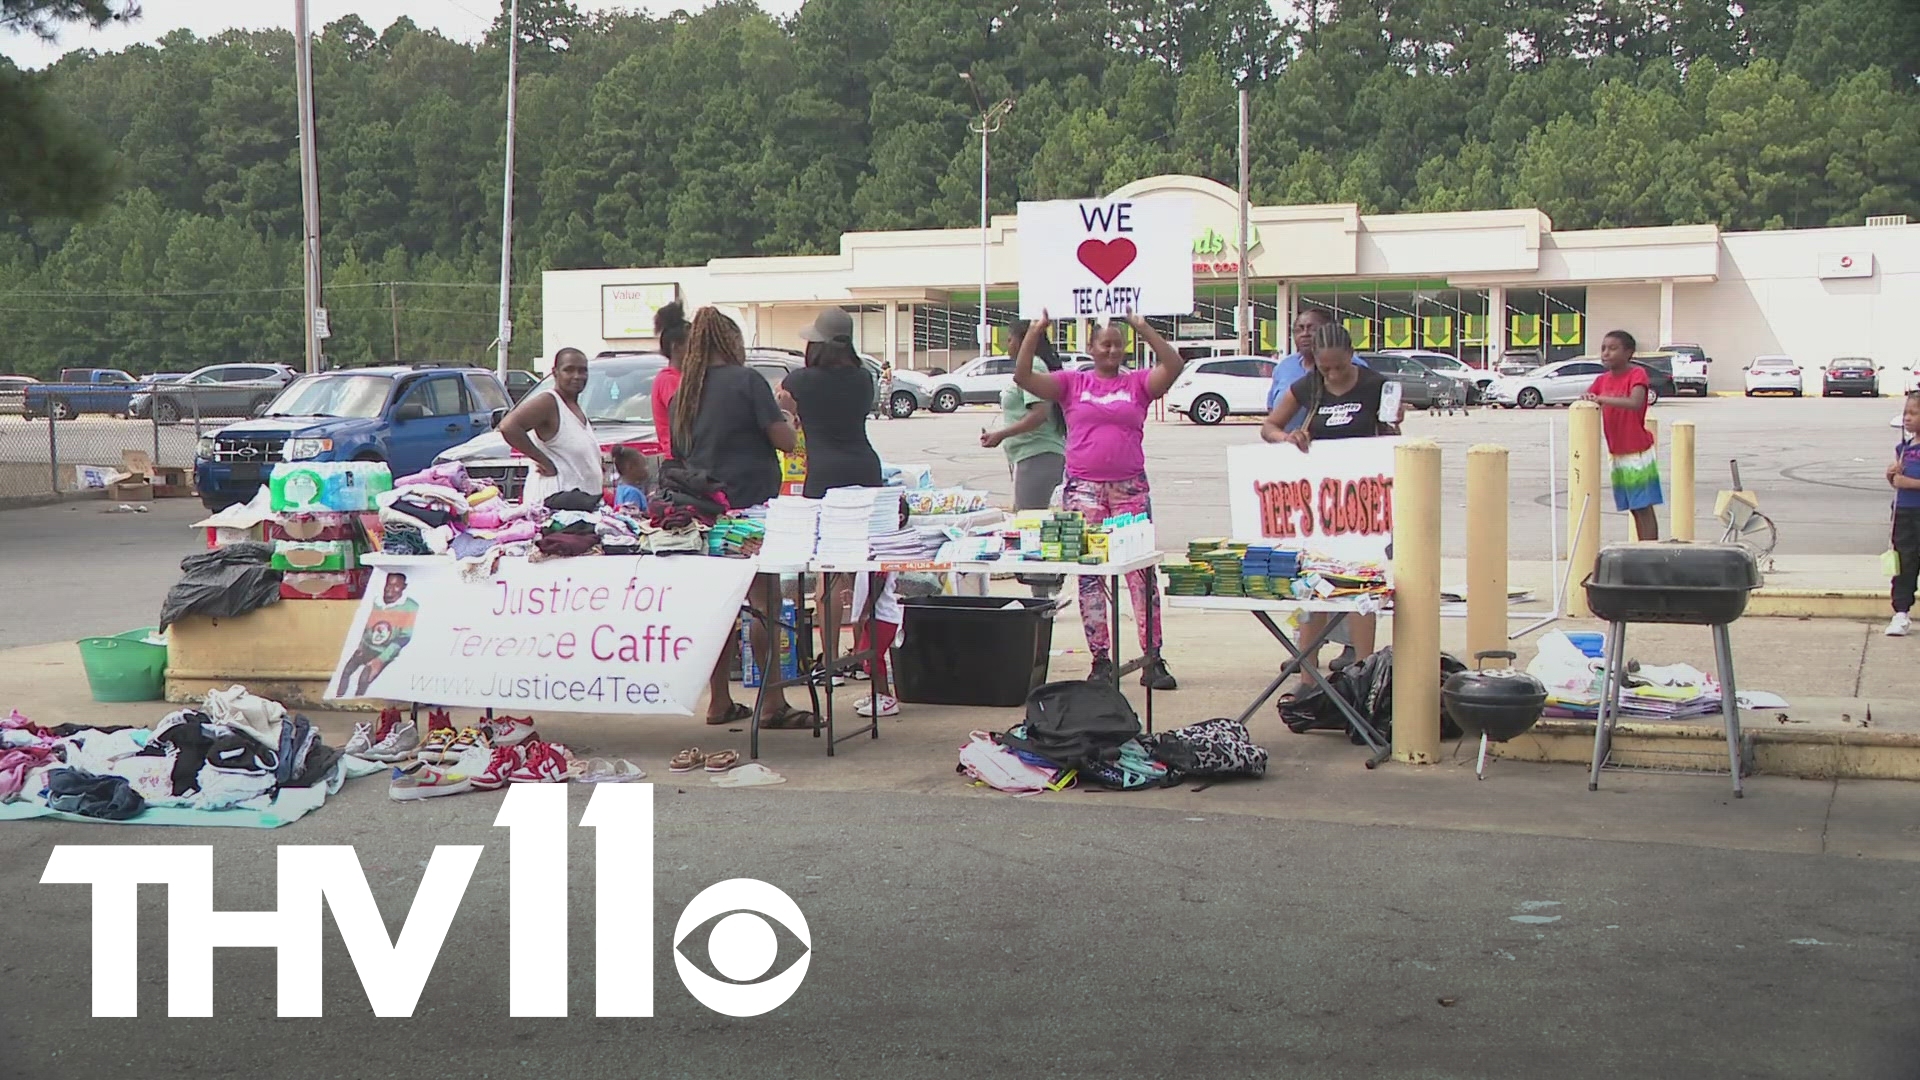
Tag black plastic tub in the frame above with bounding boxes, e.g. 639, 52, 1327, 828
1583, 542, 1761, 625
894, 596, 1057, 708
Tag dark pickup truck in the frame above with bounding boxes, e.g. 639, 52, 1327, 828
22, 368, 140, 420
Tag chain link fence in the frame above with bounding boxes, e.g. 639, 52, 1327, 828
0, 386, 254, 505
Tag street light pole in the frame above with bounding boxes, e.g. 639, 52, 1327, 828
293, 0, 323, 374
963, 72, 1012, 353
495, 0, 519, 378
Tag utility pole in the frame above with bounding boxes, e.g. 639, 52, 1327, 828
389, 282, 401, 363
294, 0, 324, 373
495, 0, 520, 378
1236, 87, 1251, 355
962, 71, 1013, 354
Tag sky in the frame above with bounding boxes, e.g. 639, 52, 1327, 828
2, 0, 807, 70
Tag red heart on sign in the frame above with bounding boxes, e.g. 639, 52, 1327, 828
1077, 238, 1138, 284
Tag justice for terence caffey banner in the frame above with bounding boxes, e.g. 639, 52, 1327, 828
325, 555, 757, 716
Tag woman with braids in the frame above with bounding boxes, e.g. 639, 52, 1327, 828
671, 307, 816, 731
649, 301, 691, 459
1260, 321, 1397, 679
1013, 310, 1184, 691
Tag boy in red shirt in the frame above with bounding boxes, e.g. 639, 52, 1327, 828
1583, 329, 1662, 541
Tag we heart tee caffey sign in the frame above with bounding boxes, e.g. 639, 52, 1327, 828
1017, 197, 1194, 320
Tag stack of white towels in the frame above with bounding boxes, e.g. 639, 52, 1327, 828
758, 496, 821, 566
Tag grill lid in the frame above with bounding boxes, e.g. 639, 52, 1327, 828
1590, 542, 1760, 592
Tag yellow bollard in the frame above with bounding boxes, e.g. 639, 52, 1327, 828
1625, 417, 1657, 542
1392, 438, 1442, 765
1567, 403, 1603, 618
1466, 445, 1509, 663
1672, 420, 1696, 541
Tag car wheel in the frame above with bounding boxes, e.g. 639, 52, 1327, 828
1516, 387, 1543, 409
1646, 388, 1660, 406
1744, 390, 1754, 397
931, 388, 960, 413
889, 391, 917, 419
1793, 389, 1802, 397
153, 399, 180, 425
1190, 394, 1228, 426
51, 399, 74, 421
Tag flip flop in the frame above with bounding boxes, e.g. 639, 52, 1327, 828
758, 705, 819, 731
579, 758, 647, 783
710, 763, 786, 787
706, 702, 752, 727
704, 750, 740, 773
669, 748, 706, 773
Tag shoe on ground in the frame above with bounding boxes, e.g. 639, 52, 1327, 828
469, 745, 524, 791
389, 762, 471, 800
486, 715, 536, 747
1087, 658, 1117, 684
1889, 612, 1912, 637
344, 721, 377, 757
365, 720, 420, 763
855, 694, 900, 718
508, 741, 569, 783
1329, 646, 1358, 673
1140, 658, 1178, 691
426, 708, 455, 733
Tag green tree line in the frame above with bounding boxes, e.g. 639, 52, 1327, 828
1, 0, 1916, 378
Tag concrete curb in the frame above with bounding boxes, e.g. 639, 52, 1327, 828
1496, 715, 1920, 781
1748, 588, 1888, 620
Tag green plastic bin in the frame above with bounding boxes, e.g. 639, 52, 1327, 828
76, 626, 168, 703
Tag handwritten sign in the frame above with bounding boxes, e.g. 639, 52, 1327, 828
1017, 197, 1194, 319
327, 555, 755, 715
1226, 439, 1401, 579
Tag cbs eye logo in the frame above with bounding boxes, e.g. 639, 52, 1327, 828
673, 879, 812, 1016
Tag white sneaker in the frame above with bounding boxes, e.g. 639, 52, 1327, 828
388, 762, 472, 801
855, 694, 899, 719
1888, 613, 1912, 637
366, 720, 420, 762
343, 721, 376, 756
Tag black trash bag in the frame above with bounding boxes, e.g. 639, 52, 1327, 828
158, 542, 282, 630
1277, 647, 1465, 743
999, 679, 1141, 771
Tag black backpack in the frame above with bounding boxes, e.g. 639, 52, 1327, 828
1277, 647, 1465, 742
1000, 679, 1142, 771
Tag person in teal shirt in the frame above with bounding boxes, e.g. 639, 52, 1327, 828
982, 321, 1068, 596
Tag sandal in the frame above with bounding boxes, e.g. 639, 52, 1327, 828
669, 748, 706, 773
706, 701, 752, 727
704, 750, 740, 773
758, 705, 819, 731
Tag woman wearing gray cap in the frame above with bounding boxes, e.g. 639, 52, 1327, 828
782, 308, 882, 497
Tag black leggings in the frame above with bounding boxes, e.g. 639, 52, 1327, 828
1894, 508, 1920, 614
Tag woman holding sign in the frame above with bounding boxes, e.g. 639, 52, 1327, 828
1015, 312, 1184, 691
1259, 322, 1399, 676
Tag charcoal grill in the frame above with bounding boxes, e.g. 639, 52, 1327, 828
1441, 650, 1547, 780
1581, 542, 1762, 796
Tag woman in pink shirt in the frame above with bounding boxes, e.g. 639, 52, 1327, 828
1014, 311, 1185, 690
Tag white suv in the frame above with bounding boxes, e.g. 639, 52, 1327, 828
1165, 355, 1277, 424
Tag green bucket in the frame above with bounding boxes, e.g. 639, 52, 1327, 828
76, 627, 168, 703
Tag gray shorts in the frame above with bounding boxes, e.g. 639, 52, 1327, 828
1012, 452, 1065, 511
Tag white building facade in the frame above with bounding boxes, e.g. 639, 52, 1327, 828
543, 174, 1920, 392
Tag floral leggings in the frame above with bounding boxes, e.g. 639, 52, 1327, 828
1063, 473, 1161, 658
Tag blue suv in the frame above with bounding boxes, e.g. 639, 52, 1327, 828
194, 365, 512, 511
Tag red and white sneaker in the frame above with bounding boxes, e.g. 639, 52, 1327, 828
507, 741, 569, 784
486, 715, 536, 747
345, 707, 402, 756
426, 708, 455, 734
469, 745, 524, 791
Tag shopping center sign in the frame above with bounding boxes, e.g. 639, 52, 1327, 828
1018, 196, 1194, 319
1225, 438, 1400, 580
325, 556, 755, 715
1191, 225, 1260, 276
41, 785, 813, 1017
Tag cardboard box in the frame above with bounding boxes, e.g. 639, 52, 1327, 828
280, 569, 371, 601
104, 477, 153, 502
152, 466, 193, 499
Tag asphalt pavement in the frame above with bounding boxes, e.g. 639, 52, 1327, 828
3, 787, 1916, 1079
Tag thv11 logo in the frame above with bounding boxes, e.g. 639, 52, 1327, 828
39, 784, 810, 1018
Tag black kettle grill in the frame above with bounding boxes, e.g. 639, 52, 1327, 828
1580, 542, 1762, 797
1442, 651, 1547, 780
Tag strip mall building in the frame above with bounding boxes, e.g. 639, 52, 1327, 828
542, 174, 1920, 391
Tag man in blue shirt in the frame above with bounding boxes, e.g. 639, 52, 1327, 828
1266, 308, 1367, 429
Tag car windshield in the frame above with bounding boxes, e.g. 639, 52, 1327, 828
1415, 354, 1468, 371
266, 374, 393, 418
525, 355, 664, 422
1831, 359, 1871, 368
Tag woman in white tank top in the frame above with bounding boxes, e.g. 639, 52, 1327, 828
499, 349, 605, 504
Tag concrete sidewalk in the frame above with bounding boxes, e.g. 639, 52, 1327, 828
7, 595, 1916, 862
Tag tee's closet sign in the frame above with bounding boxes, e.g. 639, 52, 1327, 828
1018, 196, 1194, 319
326, 555, 755, 715
1226, 439, 1400, 578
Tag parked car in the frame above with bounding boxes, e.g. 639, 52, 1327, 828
1820, 357, 1882, 397
1358, 352, 1465, 409
1905, 365, 1920, 395
194, 365, 512, 511
142, 363, 298, 424
1486, 358, 1605, 409
1631, 353, 1679, 403
747, 348, 899, 417
436, 353, 667, 502
1658, 343, 1712, 395
853, 353, 933, 418
1744, 355, 1803, 396
22, 368, 140, 420
499, 369, 537, 403
1166, 355, 1277, 425
0, 375, 39, 416
926, 355, 1015, 412
1387, 349, 1495, 403
1496, 350, 1545, 376
128, 373, 190, 418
